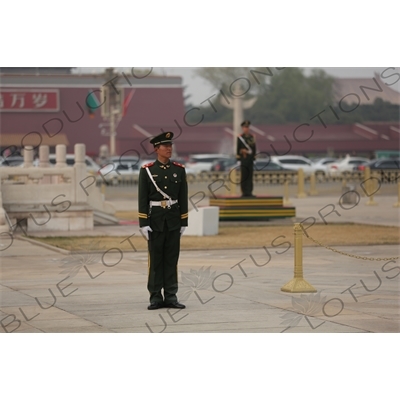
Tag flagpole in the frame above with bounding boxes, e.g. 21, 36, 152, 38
101, 70, 134, 156
110, 108, 116, 156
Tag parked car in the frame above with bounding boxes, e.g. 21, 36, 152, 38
311, 157, 338, 176
171, 158, 196, 179
212, 158, 293, 173
186, 154, 232, 174
355, 158, 400, 172
0, 156, 24, 167
136, 157, 196, 180
327, 156, 370, 177
211, 158, 238, 172
254, 159, 292, 172
138, 159, 156, 169
33, 154, 102, 175
271, 155, 317, 176
99, 155, 141, 185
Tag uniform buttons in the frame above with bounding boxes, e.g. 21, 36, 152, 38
165, 176, 167, 179
164, 186, 167, 189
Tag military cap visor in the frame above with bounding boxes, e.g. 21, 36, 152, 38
241, 120, 251, 127
150, 131, 174, 147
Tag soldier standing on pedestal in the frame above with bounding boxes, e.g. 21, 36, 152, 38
236, 120, 256, 197
138, 131, 188, 310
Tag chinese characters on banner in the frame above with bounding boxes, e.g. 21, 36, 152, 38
0, 89, 59, 112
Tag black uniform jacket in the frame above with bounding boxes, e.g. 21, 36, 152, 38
236, 133, 256, 165
138, 159, 189, 231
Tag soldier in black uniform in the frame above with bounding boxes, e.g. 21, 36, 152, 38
138, 131, 188, 310
236, 120, 256, 197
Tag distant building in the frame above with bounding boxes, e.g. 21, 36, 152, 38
0, 68, 185, 159
333, 73, 400, 105
1, 68, 399, 160
0, 67, 74, 75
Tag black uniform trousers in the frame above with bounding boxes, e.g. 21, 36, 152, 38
240, 161, 254, 197
147, 222, 180, 304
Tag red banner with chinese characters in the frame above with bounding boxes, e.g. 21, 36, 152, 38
0, 89, 60, 112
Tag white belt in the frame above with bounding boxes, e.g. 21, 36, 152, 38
150, 199, 177, 208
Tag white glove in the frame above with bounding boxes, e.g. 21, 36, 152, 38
140, 226, 153, 240
180, 227, 186, 237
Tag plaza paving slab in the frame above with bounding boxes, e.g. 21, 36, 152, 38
1, 232, 399, 333
25, 193, 400, 240
1, 193, 399, 333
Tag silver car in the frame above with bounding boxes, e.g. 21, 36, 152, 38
99, 156, 141, 185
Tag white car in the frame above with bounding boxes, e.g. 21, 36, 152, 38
271, 155, 318, 177
328, 156, 370, 177
33, 154, 101, 175
0, 156, 25, 167
138, 158, 196, 180
311, 157, 338, 176
99, 156, 140, 185
171, 158, 196, 179
186, 154, 232, 174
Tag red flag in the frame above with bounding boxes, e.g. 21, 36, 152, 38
123, 89, 135, 117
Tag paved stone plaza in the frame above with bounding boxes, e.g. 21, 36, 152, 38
1, 194, 399, 333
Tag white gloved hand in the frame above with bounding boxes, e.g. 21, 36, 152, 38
180, 227, 186, 237
140, 226, 153, 240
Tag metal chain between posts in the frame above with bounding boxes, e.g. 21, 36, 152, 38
300, 228, 399, 262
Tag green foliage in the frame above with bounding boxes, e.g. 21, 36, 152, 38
188, 67, 277, 124
250, 68, 335, 124
194, 67, 269, 96
333, 98, 400, 123
189, 68, 399, 125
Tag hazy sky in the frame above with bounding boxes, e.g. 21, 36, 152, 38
152, 67, 400, 106
74, 67, 400, 106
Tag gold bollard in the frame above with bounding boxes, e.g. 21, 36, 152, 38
283, 178, 292, 206
393, 180, 400, 207
365, 167, 378, 206
281, 223, 317, 293
309, 172, 318, 195
228, 169, 238, 197
231, 170, 241, 196
297, 169, 307, 198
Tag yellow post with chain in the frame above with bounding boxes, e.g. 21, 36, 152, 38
302, 229, 399, 261
297, 169, 307, 198
281, 223, 317, 293
365, 166, 378, 206
229, 169, 238, 196
394, 180, 400, 207
283, 178, 292, 206
309, 172, 318, 195
225, 173, 231, 196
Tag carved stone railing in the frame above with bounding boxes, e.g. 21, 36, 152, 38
0, 143, 115, 233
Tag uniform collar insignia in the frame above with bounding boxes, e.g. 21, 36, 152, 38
157, 160, 171, 169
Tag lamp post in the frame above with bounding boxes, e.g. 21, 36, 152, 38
220, 82, 256, 156
102, 68, 123, 156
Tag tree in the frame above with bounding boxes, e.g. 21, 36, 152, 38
194, 67, 273, 95
333, 98, 400, 123
188, 67, 277, 124
250, 68, 335, 124
191, 67, 336, 124
191, 68, 399, 125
